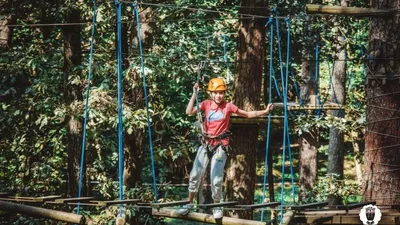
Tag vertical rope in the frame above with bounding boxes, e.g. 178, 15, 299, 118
284, 17, 295, 203
115, 0, 125, 215
272, 9, 287, 224
223, 33, 227, 63
77, 0, 97, 215
133, 4, 158, 202
261, 16, 274, 222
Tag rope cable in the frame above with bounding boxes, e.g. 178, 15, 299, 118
132, 3, 159, 202
115, 0, 125, 214
284, 17, 295, 203
273, 8, 289, 223
77, 0, 97, 215
261, 17, 274, 222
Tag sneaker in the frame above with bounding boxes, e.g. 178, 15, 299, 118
213, 207, 223, 219
178, 204, 193, 216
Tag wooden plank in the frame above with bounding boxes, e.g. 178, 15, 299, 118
54, 197, 94, 204
137, 202, 151, 206
290, 201, 329, 210
6, 195, 63, 203
7, 196, 38, 200
305, 4, 395, 17
335, 201, 376, 210
230, 116, 283, 125
235, 202, 280, 210
151, 200, 190, 209
152, 208, 266, 225
273, 102, 342, 111
68, 202, 104, 207
294, 214, 399, 225
0, 200, 86, 224
36, 195, 63, 201
197, 201, 238, 209
299, 209, 400, 216
91, 199, 141, 206
0, 197, 41, 203
282, 210, 295, 225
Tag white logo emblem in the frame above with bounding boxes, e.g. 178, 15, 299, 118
359, 204, 382, 225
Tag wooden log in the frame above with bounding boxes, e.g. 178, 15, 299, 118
0, 200, 85, 224
282, 210, 295, 225
306, 4, 395, 17
152, 208, 266, 225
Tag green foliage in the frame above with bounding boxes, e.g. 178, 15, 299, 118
0, 0, 369, 223
301, 174, 361, 204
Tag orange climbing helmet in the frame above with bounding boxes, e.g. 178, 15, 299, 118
207, 78, 227, 91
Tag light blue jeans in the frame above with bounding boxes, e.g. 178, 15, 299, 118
188, 145, 227, 202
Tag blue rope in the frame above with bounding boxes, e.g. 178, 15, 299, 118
133, 4, 158, 202
284, 17, 295, 203
273, 9, 286, 223
77, 0, 97, 215
223, 34, 227, 62
271, 70, 283, 100
261, 17, 274, 222
315, 42, 320, 105
115, 0, 124, 214
290, 68, 304, 106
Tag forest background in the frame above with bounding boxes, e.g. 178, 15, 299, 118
2, 0, 399, 223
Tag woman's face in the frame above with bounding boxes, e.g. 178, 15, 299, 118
210, 91, 226, 104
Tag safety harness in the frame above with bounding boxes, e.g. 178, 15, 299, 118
198, 132, 231, 160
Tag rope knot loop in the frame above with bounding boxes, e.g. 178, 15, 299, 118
266, 16, 273, 26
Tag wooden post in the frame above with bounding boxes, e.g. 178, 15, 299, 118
152, 208, 266, 225
281, 210, 295, 225
0, 200, 86, 224
306, 4, 394, 17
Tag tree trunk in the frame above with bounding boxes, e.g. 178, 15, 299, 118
123, 5, 155, 189
363, 0, 400, 204
299, 16, 318, 202
225, 0, 267, 219
327, 0, 348, 206
62, 7, 84, 198
299, 132, 318, 201
352, 139, 363, 185
0, 0, 16, 49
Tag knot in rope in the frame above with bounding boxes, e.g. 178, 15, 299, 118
266, 16, 273, 26
285, 16, 291, 25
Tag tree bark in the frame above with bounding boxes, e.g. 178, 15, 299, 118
363, 0, 400, 204
299, 132, 318, 201
299, 16, 319, 201
62, 7, 84, 197
123, 5, 155, 189
327, 0, 348, 206
352, 139, 363, 185
0, 0, 16, 49
225, 0, 267, 219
